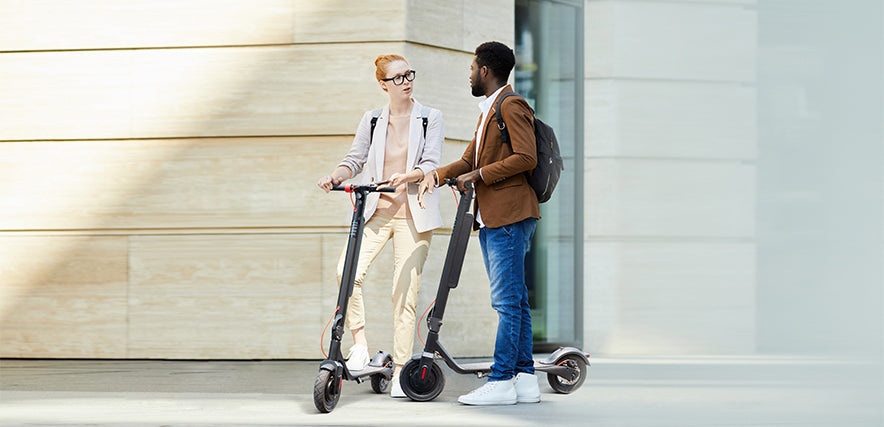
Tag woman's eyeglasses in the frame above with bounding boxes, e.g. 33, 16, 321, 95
381, 70, 416, 86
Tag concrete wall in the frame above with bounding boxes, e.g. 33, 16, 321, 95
0, 0, 515, 359
583, 0, 759, 354
583, 0, 882, 359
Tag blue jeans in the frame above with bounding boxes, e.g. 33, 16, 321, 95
479, 217, 537, 381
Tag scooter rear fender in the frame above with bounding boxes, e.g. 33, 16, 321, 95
368, 350, 392, 368
538, 347, 590, 365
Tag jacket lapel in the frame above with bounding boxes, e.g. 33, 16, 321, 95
406, 101, 421, 171
372, 105, 389, 182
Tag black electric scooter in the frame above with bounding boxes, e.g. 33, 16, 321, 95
399, 180, 590, 402
314, 182, 396, 413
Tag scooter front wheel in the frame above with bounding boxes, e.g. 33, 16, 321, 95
547, 354, 587, 393
401, 358, 445, 402
314, 369, 341, 413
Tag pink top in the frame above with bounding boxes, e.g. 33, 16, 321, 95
375, 115, 410, 218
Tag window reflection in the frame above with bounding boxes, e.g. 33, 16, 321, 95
515, 0, 583, 349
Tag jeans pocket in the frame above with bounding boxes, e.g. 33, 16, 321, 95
501, 223, 514, 237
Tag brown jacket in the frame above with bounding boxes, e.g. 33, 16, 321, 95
435, 85, 540, 229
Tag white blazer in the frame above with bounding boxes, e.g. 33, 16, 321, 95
338, 99, 444, 233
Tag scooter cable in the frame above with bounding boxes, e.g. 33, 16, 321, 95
319, 306, 339, 359
417, 299, 436, 346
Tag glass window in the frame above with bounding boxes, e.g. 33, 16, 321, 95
515, 0, 584, 350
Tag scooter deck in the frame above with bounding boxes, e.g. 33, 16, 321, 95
442, 355, 586, 376
348, 364, 392, 380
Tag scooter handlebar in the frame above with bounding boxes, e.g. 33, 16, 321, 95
331, 184, 396, 193
442, 178, 473, 190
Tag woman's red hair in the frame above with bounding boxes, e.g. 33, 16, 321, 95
375, 54, 408, 82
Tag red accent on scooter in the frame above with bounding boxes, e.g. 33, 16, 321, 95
421, 367, 427, 379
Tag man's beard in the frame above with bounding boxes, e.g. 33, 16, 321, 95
471, 76, 485, 97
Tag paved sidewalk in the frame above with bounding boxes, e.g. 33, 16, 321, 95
1, 356, 881, 426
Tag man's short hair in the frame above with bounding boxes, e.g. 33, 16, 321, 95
475, 41, 515, 84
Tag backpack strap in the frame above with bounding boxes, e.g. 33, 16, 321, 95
495, 92, 519, 144
420, 106, 431, 139
369, 108, 383, 145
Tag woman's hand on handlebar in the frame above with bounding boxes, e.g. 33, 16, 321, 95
317, 174, 344, 193
417, 171, 436, 209
388, 172, 408, 188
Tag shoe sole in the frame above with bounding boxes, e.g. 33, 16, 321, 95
457, 398, 518, 406
517, 397, 541, 403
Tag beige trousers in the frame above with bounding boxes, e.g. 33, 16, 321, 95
336, 213, 432, 365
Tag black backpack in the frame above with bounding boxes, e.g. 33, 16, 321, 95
495, 92, 563, 203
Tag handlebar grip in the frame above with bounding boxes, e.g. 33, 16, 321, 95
330, 185, 347, 191
442, 179, 473, 190
378, 186, 396, 193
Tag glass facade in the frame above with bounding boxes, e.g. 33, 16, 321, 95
514, 0, 584, 350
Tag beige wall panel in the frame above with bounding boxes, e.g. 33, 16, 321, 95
587, 80, 757, 160
0, 50, 134, 141
408, 1, 465, 50
2, 43, 480, 142
0, 236, 128, 358
0, 137, 352, 231
128, 45, 391, 139
461, 0, 516, 51
587, 1, 756, 81
585, 241, 755, 355
586, 159, 756, 238
321, 230, 495, 359
405, 45, 483, 142
0, 0, 295, 51
132, 43, 478, 141
407, 0, 515, 53
293, 0, 406, 42
127, 234, 321, 359
0, 137, 471, 232
0, 45, 395, 141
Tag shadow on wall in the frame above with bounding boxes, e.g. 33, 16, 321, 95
0, 2, 495, 360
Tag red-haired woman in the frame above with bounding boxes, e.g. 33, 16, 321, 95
317, 54, 443, 398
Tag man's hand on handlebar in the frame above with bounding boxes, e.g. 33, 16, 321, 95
456, 169, 481, 192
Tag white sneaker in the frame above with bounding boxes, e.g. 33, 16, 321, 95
457, 379, 518, 405
513, 372, 541, 403
344, 344, 370, 371
390, 374, 405, 398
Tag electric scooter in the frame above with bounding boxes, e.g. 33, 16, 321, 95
399, 180, 590, 402
314, 182, 397, 413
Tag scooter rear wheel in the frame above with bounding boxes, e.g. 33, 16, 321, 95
313, 369, 341, 413
401, 358, 445, 402
547, 354, 587, 393
370, 353, 394, 393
